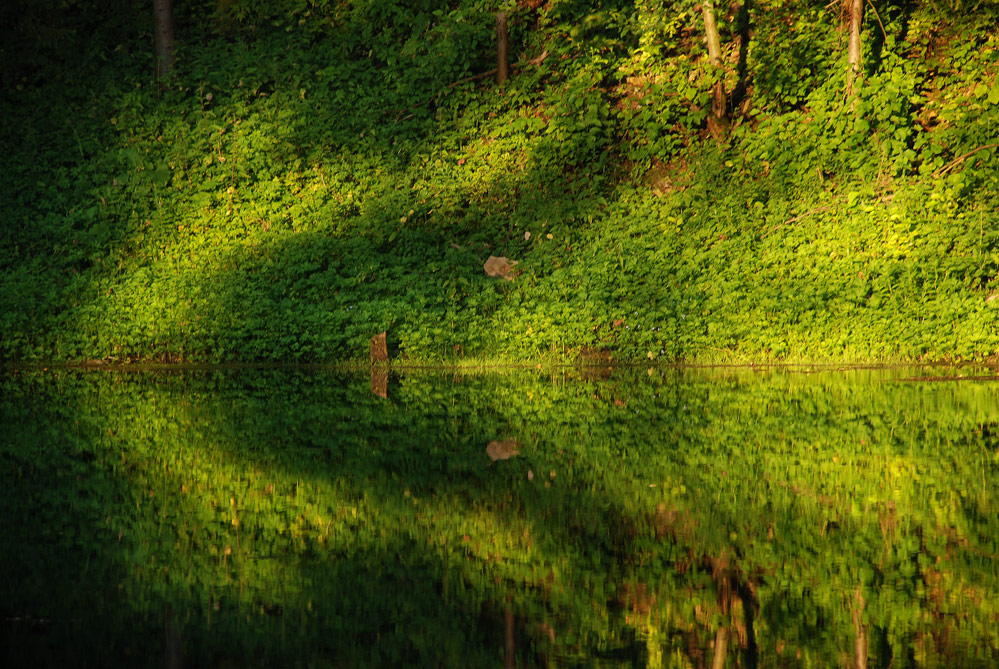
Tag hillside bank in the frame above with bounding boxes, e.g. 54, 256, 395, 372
2, 0, 999, 364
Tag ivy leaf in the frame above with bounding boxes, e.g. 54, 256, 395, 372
121, 148, 141, 167
149, 164, 171, 187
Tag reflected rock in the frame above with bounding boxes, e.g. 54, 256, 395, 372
487, 439, 520, 461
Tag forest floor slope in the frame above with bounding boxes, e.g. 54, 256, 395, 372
2, 1, 998, 364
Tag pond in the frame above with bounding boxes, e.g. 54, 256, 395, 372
2, 365, 998, 667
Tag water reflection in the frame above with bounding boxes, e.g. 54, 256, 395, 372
1, 366, 998, 666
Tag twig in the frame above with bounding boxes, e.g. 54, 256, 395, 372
445, 50, 549, 91
446, 68, 500, 89
394, 50, 550, 119
865, 0, 887, 42
516, 49, 550, 70
932, 143, 999, 178
875, 190, 896, 205
763, 205, 832, 238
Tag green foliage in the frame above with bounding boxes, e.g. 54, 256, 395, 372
2, 1, 999, 363
3, 367, 999, 665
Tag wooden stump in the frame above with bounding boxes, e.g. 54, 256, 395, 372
370, 331, 388, 364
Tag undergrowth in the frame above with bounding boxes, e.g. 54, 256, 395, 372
2, 0, 999, 364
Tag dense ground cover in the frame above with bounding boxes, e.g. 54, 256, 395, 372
3, 0, 999, 363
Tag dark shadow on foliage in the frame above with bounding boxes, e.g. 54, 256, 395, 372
8, 368, 996, 665
1, 369, 708, 665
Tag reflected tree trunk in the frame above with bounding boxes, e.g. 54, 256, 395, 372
164, 606, 183, 669
701, 554, 759, 668
153, 0, 175, 78
504, 607, 516, 669
708, 554, 735, 669
852, 586, 868, 669
738, 581, 759, 668
370, 368, 388, 399
874, 625, 893, 668
711, 625, 729, 669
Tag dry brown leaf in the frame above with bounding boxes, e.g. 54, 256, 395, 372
486, 439, 520, 461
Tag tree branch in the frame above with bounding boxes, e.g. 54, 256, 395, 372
932, 143, 999, 178
394, 51, 550, 120
763, 206, 832, 237
865, 0, 887, 42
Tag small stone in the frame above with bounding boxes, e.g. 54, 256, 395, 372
484, 256, 519, 280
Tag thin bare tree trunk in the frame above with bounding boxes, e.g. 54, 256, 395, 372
845, 0, 863, 96
496, 12, 509, 85
701, 0, 727, 126
153, 0, 175, 78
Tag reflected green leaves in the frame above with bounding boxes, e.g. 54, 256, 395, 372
1, 367, 998, 666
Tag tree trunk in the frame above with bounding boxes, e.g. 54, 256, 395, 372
701, 0, 727, 128
496, 12, 509, 85
153, 0, 175, 78
845, 0, 863, 96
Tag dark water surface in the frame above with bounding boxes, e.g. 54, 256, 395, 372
2, 366, 998, 667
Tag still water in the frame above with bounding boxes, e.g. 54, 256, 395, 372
2, 366, 998, 667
